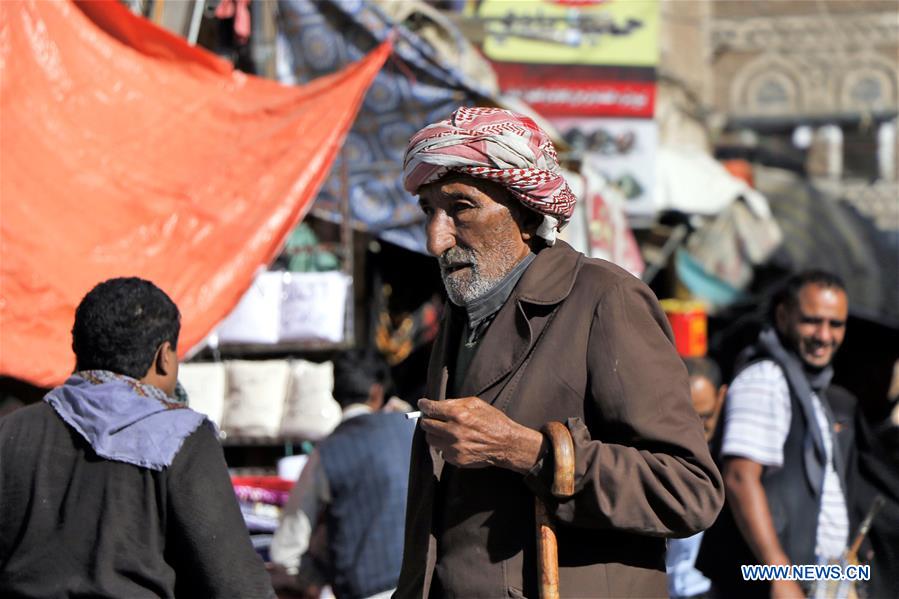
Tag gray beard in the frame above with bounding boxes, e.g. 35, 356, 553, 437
442, 264, 501, 306
438, 240, 522, 306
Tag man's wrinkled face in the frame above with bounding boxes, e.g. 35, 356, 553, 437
777, 283, 848, 370
418, 175, 531, 305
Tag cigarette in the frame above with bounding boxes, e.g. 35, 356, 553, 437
405, 411, 422, 420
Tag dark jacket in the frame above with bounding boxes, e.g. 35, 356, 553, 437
318, 412, 415, 598
0, 402, 273, 599
395, 241, 724, 599
846, 405, 899, 599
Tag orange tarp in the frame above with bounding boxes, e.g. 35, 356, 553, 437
0, 0, 390, 387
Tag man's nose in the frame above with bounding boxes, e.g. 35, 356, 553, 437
426, 211, 455, 257
816, 322, 834, 344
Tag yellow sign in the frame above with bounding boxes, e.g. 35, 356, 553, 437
481, 0, 659, 67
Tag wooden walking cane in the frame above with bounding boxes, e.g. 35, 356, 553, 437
536, 422, 575, 599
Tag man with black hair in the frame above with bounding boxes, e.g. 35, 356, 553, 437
698, 270, 852, 598
0, 277, 274, 598
846, 365, 899, 599
271, 350, 415, 599
684, 357, 727, 442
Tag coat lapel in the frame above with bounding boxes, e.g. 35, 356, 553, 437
417, 309, 457, 598
460, 241, 583, 406
459, 291, 530, 400
426, 306, 460, 480
413, 242, 582, 598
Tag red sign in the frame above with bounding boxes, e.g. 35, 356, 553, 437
548, 0, 609, 5
492, 62, 655, 118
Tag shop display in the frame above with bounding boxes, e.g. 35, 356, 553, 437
221, 360, 290, 437
178, 362, 227, 427
280, 360, 342, 441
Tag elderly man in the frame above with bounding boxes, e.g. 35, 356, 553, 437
394, 107, 723, 599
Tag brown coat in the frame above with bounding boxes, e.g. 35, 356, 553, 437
395, 241, 724, 599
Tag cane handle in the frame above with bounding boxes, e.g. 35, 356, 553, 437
542, 421, 575, 498
536, 422, 575, 599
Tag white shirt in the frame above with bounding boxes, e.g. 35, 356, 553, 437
720, 360, 849, 561
666, 532, 711, 598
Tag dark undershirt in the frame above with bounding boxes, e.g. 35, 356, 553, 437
450, 252, 535, 396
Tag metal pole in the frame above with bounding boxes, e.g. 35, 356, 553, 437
340, 150, 355, 347
187, 0, 204, 46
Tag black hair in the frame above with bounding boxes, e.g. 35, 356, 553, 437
331, 349, 387, 409
684, 357, 722, 389
767, 269, 847, 322
72, 277, 180, 379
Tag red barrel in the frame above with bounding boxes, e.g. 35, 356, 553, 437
659, 299, 707, 358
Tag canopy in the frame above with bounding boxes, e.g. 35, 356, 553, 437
0, 0, 389, 387
276, 0, 498, 253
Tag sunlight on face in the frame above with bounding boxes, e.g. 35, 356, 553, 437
419, 176, 531, 305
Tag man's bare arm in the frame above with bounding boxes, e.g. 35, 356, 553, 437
723, 456, 805, 598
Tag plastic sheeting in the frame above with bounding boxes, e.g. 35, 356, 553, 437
679, 164, 899, 326
653, 146, 770, 217
755, 166, 899, 327
0, 0, 390, 387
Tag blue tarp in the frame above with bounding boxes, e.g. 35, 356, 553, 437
276, 0, 494, 253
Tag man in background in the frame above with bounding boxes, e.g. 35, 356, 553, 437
846, 359, 899, 599
667, 357, 727, 599
271, 350, 415, 599
699, 270, 851, 597
0, 277, 273, 598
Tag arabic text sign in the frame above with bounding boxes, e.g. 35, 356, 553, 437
493, 63, 654, 117
481, 0, 659, 66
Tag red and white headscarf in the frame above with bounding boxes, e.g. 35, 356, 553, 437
403, 107, 576, 245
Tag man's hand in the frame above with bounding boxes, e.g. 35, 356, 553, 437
770, 579, 805, 599
418, 397, 546, 474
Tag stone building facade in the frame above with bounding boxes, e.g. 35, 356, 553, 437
709, 1, 897, 124
659, 0, 897, 227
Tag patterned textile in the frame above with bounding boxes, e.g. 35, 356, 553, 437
403, 107, 577, 244
375, 295, 441, 366
43, 370, 206, 471
275, 0, 496, 253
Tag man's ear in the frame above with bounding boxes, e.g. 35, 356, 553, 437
154, 341, 176, 376
519, 210, 542, 242
368, 382, 385, 410
775, 304, 788, 333
715, 384, 728, 411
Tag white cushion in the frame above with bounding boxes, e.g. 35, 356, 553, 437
178, 362, 226, 427
221, 359, 289, 437
279, 359, 341, 440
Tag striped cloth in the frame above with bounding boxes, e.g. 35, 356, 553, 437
720, 360, 849, 561
402, 107, 576, 244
